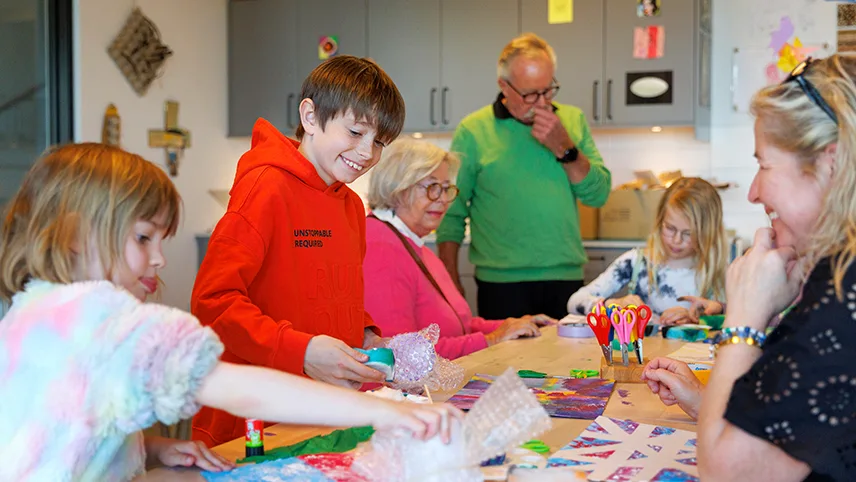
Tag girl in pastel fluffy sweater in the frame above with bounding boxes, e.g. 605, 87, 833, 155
0, 144, 460, 481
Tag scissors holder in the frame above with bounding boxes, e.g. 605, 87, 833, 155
599, 358, 646, 383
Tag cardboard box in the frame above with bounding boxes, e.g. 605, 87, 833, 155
577, 201, 598, 240
598, 189, 665, 240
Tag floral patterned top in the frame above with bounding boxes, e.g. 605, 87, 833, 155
567, 248, 709, 316
0, 280, 223, 481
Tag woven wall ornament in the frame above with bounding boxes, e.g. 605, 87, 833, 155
107, 8, 173, 96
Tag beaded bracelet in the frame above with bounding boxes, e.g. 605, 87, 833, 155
713, 326, 766, 356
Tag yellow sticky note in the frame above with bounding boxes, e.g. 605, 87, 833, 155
549, 0, 573, 24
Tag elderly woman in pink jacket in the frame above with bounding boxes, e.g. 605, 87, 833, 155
363, 139, 554, 360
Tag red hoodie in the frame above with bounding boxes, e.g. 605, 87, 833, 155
190, 118, 378, 447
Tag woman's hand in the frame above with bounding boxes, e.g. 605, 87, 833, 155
659, 307, 693, 326
485, 317, 541, 346
724, 228, 804, 330
641, 357, 704, 420
145, 436, 235, 472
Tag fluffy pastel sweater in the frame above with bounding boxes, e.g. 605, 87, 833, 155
0, 280, 224, 481
363, 214, 502, 359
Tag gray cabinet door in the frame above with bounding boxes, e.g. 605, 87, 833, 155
228, 0, 298, 137
368, 0, 441, 132
521, 0, 605, 124
603, 0, 695, 126
440, 0, 519, 129
296, 1, 368, 92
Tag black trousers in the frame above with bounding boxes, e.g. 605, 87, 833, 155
476, 279, 584, 320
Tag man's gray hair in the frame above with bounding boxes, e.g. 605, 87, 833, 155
497, 32, 557, 79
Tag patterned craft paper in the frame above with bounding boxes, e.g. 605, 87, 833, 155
447, 374, 614, 419
203, 453, 365, 482
547, 416, 698, 481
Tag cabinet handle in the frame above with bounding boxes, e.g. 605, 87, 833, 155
430, 88, 437, 126
441, 87, 449, 125
287, 93, 296, 129
606, 79, 613, 121
592, 80, 599, 122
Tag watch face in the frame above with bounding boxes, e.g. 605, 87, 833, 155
560, 147, 578, 163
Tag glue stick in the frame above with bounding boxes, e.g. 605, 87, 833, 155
245, 418, 264, 457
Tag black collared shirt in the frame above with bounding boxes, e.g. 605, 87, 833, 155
491, 92, 558, 124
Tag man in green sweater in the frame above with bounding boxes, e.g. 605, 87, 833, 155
436, 33, 611, 320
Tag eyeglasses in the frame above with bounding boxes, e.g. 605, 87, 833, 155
661, 223, 692, 244
503, 77, 560, 104
417, 182, 459, 202
783, 57, 838, 124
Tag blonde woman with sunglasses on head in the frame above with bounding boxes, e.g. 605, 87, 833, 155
689, 54, 856, 481
363, 139, 555, 360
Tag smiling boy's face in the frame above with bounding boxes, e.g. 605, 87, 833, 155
299, 106, 387, 185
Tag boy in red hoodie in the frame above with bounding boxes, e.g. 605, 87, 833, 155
191, 55, 405, 447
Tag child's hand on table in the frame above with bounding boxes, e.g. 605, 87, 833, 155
146, 436, 235, 472
603, 295, 645, 309
374, 401, 465, 444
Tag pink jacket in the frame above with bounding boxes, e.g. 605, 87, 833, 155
363, 216, 502, 359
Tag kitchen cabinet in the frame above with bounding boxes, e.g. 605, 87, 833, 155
228, 0, 367, 137
520, 0, 605, 124
603, 0, 695, 126
228, 0, 298, 137
367, 0, 518, 132
367, 1, 441, 132
520, 0, 696, 127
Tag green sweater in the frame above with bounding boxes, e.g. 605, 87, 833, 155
436, 101, 611, 283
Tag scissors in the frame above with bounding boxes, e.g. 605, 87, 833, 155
586, 312, 613, 365
610, 309, 637, 366
627, 304, 653, 364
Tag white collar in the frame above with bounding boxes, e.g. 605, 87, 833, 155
371, 208, 425, 247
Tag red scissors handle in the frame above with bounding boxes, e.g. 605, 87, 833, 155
634, 305, 652, 338
586, 313, 610, 345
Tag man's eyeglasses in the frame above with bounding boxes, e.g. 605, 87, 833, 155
504, 77, 560, 104
784, 57, 838, 124
418, 182, 459, 202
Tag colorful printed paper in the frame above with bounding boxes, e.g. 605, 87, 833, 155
447, 374, 613, 419
547, 416, 698, 481
633, 26, 665, 59
203, 453, 365, 482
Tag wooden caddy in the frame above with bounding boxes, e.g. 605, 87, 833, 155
599, 357, 646, 383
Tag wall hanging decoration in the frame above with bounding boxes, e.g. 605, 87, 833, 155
108, 8, 173, 96
148, 100, 191, 177
101, 104, 121, 146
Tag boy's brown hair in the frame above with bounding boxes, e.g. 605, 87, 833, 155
0, 143, 181, 301
295, 55, 405, 144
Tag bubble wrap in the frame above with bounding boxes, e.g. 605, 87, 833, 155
387, 324, 464, 392
351, 368, 551, 481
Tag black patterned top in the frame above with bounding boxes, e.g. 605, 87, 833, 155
725, 257, 856, 481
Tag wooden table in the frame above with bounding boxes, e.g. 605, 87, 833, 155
140, 326, 695, 480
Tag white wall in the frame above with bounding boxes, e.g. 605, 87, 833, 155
707, 0, 837, 239
74, 0, 250, 310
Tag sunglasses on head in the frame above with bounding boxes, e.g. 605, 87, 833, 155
783, 57, 838, 124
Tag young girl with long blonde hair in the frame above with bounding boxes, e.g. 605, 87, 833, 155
567, 177, 728, 325
0, 143, 459, 481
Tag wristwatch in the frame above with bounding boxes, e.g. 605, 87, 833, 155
557, 146, 579, 164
